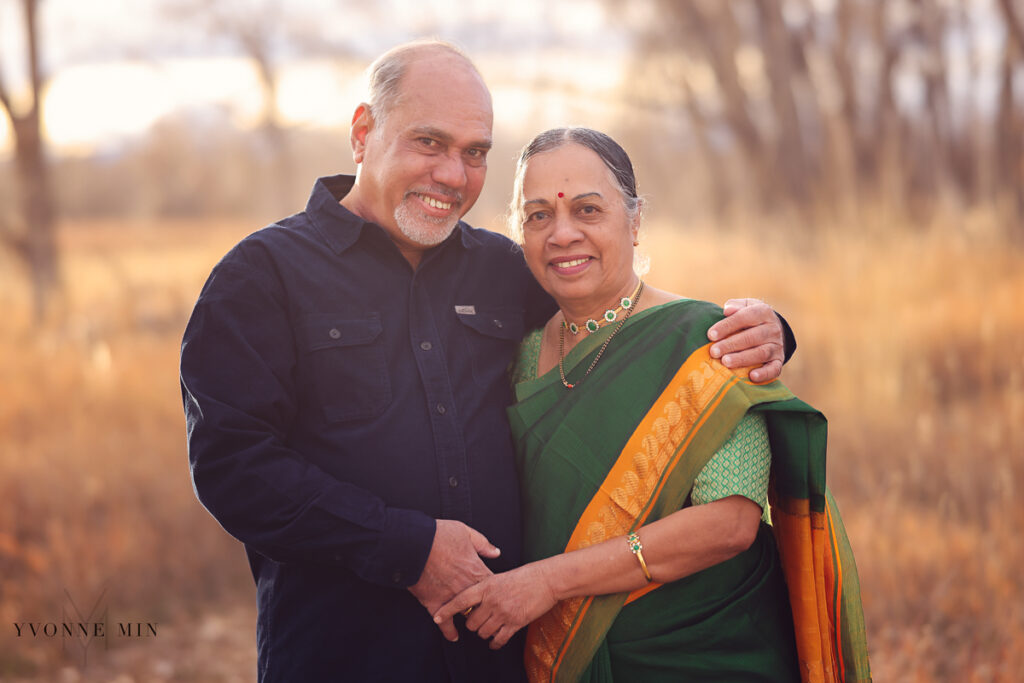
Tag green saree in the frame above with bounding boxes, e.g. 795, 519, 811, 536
509, 299, 870, 683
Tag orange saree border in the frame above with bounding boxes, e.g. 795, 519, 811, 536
524, 344, 742, 682
770, 492, 870, 682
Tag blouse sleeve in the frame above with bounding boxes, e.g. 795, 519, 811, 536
690, 412, 771, 511
509, 327, 545, 385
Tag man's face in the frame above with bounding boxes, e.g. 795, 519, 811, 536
355, 54, 493, 252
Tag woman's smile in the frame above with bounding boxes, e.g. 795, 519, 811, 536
549, 255, 594, 275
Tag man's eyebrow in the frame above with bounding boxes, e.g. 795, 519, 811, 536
411, 126, 492, 150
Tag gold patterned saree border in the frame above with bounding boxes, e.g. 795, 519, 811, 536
525, 344, 743, 682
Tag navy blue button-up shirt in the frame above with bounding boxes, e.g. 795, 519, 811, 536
181, 175, 555, 682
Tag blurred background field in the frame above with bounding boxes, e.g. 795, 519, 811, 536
2, 0, 1023, 681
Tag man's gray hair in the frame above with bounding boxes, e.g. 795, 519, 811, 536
366, 40, 480, 127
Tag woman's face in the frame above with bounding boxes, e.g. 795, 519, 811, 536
519, 143, 639, 312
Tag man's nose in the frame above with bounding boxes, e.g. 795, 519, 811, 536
431, 151, 468, 189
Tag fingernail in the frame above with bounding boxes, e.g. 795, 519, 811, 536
722, 354, 732, 366
708, 329, 719, 341
710, 345, 721, 357
434, 616, 441, 623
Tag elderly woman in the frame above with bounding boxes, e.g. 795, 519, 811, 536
433, 128, 870, 682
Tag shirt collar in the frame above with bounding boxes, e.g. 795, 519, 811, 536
305, 174, 483, 256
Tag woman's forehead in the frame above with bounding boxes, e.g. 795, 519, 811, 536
523, 144, 617, 192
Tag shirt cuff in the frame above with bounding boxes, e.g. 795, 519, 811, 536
346, 508, 436, 589
776, 312, 797, 363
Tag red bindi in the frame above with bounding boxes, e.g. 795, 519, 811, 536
557, 192, 564, 198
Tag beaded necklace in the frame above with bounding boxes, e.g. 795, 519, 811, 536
562, 279, 644, 335
558, 281, 645, 390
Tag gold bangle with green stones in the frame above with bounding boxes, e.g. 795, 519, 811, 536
627, 532, 653, 582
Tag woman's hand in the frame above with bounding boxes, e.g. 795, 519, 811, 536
432, 562, 559, 649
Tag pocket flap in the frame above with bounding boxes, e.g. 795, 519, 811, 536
301, 314, 383, 351
456, 307, 525, 341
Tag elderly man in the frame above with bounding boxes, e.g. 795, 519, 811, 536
180, 41, 792, 682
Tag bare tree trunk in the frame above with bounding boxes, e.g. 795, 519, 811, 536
0, 0, 60, 323
756, 0, 812, 209
869, 0, 905, 215
678, 0, 775, 210
240, 26, 294, 216
831, 0, 872, 193
996, 21, 1023, 235
915, 0, 963, 211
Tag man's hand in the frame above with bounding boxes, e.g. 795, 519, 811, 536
408, 519, 500, 617
432, 562, 558, 649
707, 298, 784, 383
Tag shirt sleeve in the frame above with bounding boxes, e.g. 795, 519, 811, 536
180, 253, 435, 589
690, 412, 771, 510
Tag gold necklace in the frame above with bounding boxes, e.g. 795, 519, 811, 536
558, 281, 645, 390
562, 279, 644, 335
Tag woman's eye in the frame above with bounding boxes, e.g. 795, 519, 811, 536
579, 205, 599, 215
525, 211, 548, 223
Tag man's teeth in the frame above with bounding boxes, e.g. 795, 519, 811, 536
420, 194, 452, 210
555, 258, 590, 269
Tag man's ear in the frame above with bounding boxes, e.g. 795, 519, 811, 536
350, 103, 374, 164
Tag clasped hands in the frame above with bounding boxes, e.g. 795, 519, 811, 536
409, 520, 557, 650
408, 519, 555, 650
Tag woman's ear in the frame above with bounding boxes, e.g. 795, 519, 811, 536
630, 199, 644, 243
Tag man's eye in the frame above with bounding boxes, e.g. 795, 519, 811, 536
419, 138, 438, 148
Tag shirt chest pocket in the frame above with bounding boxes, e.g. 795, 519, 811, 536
299, 313, 392, 423
456, 307, 526, 388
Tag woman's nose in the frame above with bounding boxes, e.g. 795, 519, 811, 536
547, 212, 585, 246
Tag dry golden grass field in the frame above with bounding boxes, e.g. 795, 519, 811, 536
0, 214, 1021, 681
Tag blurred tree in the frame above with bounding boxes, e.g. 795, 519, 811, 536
614, 0, 1024, 230
162, 0, 294, 216
997, 0, 1024, 233
160, 0, 358, 216
0, 0, 59, 322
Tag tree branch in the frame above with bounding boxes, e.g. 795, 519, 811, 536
24, 0, 43, 118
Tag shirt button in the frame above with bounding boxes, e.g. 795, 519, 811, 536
493, 319, 503, 328
392, 570, 403, 584
436, 404, 446, 415
420, 341, 432, 351
328, 328, 341, 339
448, 476, 459, 488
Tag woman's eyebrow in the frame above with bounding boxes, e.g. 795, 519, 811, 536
525, 192, 603, 206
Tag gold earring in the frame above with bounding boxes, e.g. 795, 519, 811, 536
632, 240, 640, 247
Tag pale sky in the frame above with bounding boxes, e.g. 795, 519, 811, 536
0, 0, 628, 157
